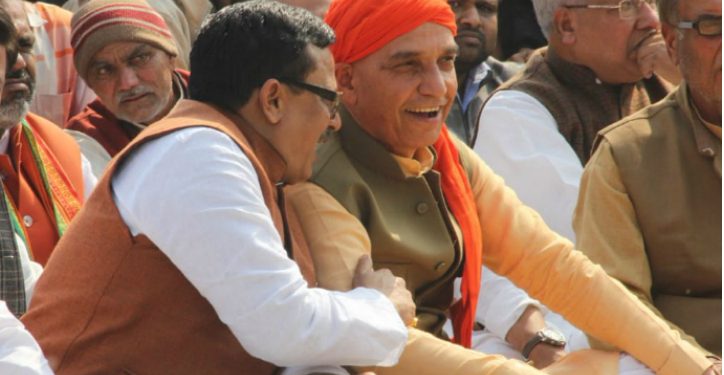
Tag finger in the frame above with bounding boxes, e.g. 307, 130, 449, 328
354, 254, 373, 276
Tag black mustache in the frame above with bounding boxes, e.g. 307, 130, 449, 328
456, 28, 486, 41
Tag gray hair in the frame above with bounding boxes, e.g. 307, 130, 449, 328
657, 0, 679, 25
533, 0, 566, 39
533, 0, 586, 39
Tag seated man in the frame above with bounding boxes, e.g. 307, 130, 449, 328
22, 2, 414, 374
65, 0, 188, 158
575, 0, 721, 358
0, 0, 96, 270
445, 0, 520, 146
474, 0, 679, 241
288, 0, 719, 373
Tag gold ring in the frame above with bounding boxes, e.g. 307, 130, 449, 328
409, 317, 418, 328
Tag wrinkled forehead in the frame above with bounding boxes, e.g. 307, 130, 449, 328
2, 0, 29, 34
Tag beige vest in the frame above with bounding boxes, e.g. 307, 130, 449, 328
492, 47, 671, 163
22, 99, 316, 374
312, 110, 476, 336
596, 84, 722, 354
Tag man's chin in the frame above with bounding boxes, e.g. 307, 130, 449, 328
0, 99, 30, 128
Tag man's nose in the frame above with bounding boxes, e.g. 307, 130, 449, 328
419, 65, 448, 99
635, 0, 660, 30
10, 52, 27, 72
118, 66, 140, 91
458, 4, 481, 29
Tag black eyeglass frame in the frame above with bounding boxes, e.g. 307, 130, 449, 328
563, 0, 654, 20
279, 78, 342, 119
677, 15, 722, 37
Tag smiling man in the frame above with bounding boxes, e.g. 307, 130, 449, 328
65, 0, 187, 157
286, 0, 719, 374
22, 2, 416, 374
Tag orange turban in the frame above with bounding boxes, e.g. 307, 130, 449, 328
325, 0, 457, 64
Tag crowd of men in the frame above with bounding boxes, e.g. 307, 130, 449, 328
0, 0, 718, 374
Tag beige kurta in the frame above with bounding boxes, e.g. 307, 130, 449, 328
287, 137, 712, 374
574, 84, 721, 356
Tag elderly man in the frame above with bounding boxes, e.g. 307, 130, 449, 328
22, 2, 415, 374
286, 0, 718, 374
575, 0, 721, 358
473, 0, 679, 241
0, 0, 95, 270
445, 0, 519, 146
65, 0, 188, 158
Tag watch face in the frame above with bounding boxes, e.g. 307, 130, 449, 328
541, 328, 566, 344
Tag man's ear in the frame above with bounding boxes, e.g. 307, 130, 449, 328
335, 62, 357, 105
259, 79, 285, 124
554, 8, 577, 45
661, 23, 680, 65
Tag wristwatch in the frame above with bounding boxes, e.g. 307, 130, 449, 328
521, 328, 567, 360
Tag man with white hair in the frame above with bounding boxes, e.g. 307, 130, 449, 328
575, 0, 721, 360
467, 0, 682, 369
473, 0, 678, 242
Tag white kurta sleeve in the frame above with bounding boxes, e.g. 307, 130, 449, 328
473, 90, 582, 241
471, 92, 579, 342
0, 301, 52, 375
476, 266, 545, 340
111, 127, 408, 367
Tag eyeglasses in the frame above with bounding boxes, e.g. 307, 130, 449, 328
677, 15, 722, 37
279, 79, 342, 120
564, 0, 656, 20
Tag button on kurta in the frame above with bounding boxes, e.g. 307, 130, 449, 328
416, 202, 429, 214
23, 215, 33, 227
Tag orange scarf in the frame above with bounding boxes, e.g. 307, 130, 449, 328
433, 126, 482, 348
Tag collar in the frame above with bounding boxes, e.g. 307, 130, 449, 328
166, 99, 288, 184
0, 129, 9, 155
460, 61, 492, 111
676, 83, 722, 177
545, 47, 620, 89
338, 107, 436, 181
691, 99, 721, 140
24, 3, 45, 29
391, 147, 434, 178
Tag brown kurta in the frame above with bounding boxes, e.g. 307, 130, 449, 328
574, 84, 722, 356
22, 100, 315, 374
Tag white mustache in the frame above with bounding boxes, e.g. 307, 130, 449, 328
116, 86, 152, 102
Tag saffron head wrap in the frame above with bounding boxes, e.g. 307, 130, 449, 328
324, 0, 457, 64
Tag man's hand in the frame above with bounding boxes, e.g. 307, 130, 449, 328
635, 31, 682, 85
704, 358, 722, 375
506, 305, 567, 369
353, 255, 415, 326
529, 343, 566, 369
